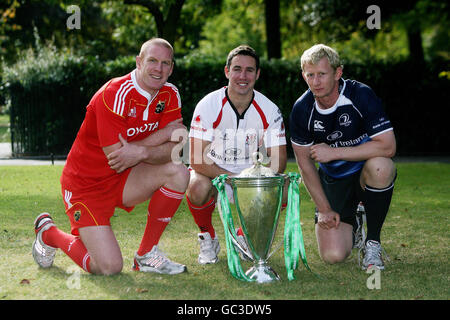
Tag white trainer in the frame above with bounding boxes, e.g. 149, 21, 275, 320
197, 232, 220, 264
362, 240, 387, 270
133, 245, 187, 275
32, 212, 57, 268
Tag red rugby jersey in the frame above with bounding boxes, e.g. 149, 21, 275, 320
62, 70, 182, 190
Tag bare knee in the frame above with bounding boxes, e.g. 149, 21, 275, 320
316, 223, 353, 264
361, 157, 396, 188
186, 173, 214, 206
91, 258, 123, 275
319, 249, 350, 264
164, 162, 190, 191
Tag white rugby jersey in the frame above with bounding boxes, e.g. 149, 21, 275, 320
189, 87, 286, 173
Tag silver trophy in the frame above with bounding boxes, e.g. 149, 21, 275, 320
219, 153, 285, 283
213, 153, 312, 283
229, 173, 284, 283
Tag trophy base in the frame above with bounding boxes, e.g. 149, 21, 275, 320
246, 262, 280, 283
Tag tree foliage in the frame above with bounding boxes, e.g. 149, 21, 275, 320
281, 0, 449, 63
0, 0, 448, 68
1, 1, 119, 63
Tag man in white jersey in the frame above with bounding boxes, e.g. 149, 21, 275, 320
186, 45, 287, 264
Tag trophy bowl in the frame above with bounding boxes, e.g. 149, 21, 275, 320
229, 174, 285, 283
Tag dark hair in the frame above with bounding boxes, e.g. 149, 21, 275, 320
226, 45, 260, 70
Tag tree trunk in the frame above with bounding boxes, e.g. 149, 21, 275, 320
162, 0, 186, 46
124, 0, 186, 46
407, 27, 424, 65
264, 0, 281, 59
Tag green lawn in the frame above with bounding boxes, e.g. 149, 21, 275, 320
0, 162, 448, 301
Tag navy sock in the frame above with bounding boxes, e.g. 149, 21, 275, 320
363, 182, 394, 243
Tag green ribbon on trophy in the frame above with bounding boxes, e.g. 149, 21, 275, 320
212, 172, 315, 283
284, 172, 313, 280
212, 174, 253, 282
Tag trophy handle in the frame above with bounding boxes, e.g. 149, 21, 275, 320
213, 174, 254, 282
227, 226, 254, 261
264, 173, 288, 260
214, 179, 252, 259
267, 239, 283, 260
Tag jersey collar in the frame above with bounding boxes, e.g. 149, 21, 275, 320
131, 69, 160, 120
131, 69, 154, 101
224, 87, 254, 119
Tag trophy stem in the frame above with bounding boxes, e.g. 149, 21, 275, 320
245, 260, 281, 283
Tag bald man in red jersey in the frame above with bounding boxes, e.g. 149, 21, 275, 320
32, 38, 189, 275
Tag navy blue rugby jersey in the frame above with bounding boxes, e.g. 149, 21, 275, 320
289, 78, 393, 179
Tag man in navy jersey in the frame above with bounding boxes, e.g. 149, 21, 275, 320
289, 44, 396, 270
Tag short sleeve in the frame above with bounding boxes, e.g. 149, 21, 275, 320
158, 84, 182, 129
263, 105, 286, 148
353, 85, 393, 138
189, 94, 216, 142
289, 93, 315, 146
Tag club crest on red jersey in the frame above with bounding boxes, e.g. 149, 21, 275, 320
74, 210, 81, 222
128, 106, 137, 118
155, 101, 165, 113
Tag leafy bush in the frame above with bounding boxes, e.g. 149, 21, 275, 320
2, 44, 108, 156
2, 45, 448, 157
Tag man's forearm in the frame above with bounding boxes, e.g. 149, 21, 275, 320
132, 126, 172, 148
139, 141, 180, 165
311, 131, 396, 163
300, 161, 332, 213
293, 146, 332, 213
267, 145, 287, 174
131, 124, 187, 165
190, 162, 232, 179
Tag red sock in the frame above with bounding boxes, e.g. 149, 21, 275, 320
186, 196, 216, 238
42, 226, 91, 273
137, 187, 184, 256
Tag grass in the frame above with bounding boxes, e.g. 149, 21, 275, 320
0, 162, 448, 301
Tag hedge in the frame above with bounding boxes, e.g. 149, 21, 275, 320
1, 49, 449, 157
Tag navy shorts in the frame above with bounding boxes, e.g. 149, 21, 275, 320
314, 168, 364, 227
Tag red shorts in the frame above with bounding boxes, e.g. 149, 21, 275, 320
60, 169, 134, 236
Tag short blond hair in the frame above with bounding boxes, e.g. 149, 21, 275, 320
300, 44, 342, 71
139, 38, 174, 61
